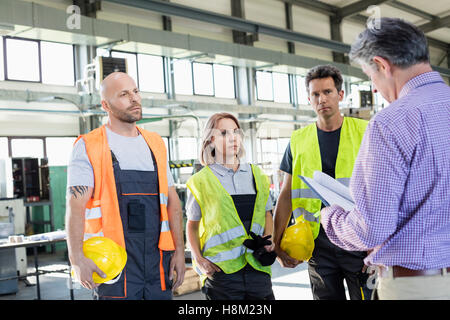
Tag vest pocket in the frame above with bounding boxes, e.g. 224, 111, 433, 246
127, 200, 145, 233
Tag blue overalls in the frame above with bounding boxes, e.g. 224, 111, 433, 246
94, 151, 173, 300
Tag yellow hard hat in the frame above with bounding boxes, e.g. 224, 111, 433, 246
72, 237, 127, 284
280, 216, 315, 261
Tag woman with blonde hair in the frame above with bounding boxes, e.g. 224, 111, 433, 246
186, 112, 276, 300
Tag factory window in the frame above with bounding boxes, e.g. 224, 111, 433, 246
4, 37, 41, 82
45, 137, 77, 166
296, 76, 309, 106
162, 137, 170, 161
0, 37, 4, 81
173, 59, 193, 95
193, 62, 214, 96
214, 64, 235, 99
256, 71, 292, 103
111, 51, 139, 86
175, 137, 198, 175
0, 137, 8, 159
11, 138, 44, 159
273, 73, 290, 103
277, 138, 290, 163
256, 71, 273, 101
137, 54, 165, 93
257, 137, 290, 169
41, 41, 75, 86
177, 137, 198, 160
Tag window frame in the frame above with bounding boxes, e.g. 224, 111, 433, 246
136, 52, 167, 94
192, 61, 215, 97
255, 70, 274, 102
40, 40, 76, 87
2, 36, 76, 86
3, 36, 42, 83
213, 63, 236, 99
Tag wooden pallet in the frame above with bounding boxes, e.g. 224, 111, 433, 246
173, 267, 202, 296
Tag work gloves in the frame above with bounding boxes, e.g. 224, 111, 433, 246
243, 232, 277, 266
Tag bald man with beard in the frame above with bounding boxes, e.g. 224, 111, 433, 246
66, 72, 185, 300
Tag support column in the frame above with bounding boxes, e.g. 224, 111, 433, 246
330, 15, 349, 64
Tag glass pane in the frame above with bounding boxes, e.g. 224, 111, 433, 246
0, 138, 11, 198
214, 64, 235, 99
261, 139, 278, 163
256, 71, 273, 101
11, 139, 44, 158
0, 137, 8, 159
137, 54, 165, 93
111, 51, 138, 85
5, 38, 40, 81
277, 138, 290, 163
162, 137, 170, 160
96, 48, 110, 57
41, 41, 75, 86
177, 138, 198, 160
46, 137, 77, 166
173, 59, 193, 95
0, 37, 4, 81
193, 62, 213, 96
297, 76, 309, 105
273, 73, 290, 103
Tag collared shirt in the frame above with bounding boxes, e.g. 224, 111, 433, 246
186, 162, 274, 221
321, 71, 450, 270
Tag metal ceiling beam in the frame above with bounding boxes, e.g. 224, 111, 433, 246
337, 0, 390, 19
387, 0, 436, 21
276, 0, 337, 16
103, 0, 351, 53
279, 0, 449, 52
419, 15, 450, 33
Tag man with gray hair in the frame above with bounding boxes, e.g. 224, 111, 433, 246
320, 18, 450, 299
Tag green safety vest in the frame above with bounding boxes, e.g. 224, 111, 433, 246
290, 117, 368, 239
186, 164, 271, 283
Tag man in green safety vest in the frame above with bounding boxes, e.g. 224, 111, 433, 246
273, 65, 371, 300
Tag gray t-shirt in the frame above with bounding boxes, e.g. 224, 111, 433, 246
67, 126, 174, 190
186, 162, 274, 221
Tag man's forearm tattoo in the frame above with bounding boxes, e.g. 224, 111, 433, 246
69, 186, 89, 199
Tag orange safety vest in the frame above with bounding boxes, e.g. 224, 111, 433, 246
74, 125, 175, 291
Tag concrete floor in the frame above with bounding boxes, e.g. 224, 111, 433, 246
0, 250, 316, 300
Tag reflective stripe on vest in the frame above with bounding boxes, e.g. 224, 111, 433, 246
290, 117, 368, 239
292, 207, 320, 223
202, 226, 246, 253
84, 231, 104, 240
186, 164, 271, 277
205, 245, 247, 264
291, 178, 350, 199
160, 193, 168, 206
85, 206, 102, 220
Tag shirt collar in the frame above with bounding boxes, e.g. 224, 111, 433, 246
210, 162, 249, 176
399, 71, 444, 99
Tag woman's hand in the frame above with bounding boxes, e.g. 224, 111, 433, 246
196, 256, 222, 277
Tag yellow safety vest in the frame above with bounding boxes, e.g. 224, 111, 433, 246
290, 117, 368, 239
186, 164, 271, 283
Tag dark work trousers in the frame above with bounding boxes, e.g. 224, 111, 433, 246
307, 225, 371, 300
203, 264, 275, 300
202, 193, 274, 300
93, 152, 173, 300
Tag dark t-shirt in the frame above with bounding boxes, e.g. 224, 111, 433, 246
280, 126, 341, 178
